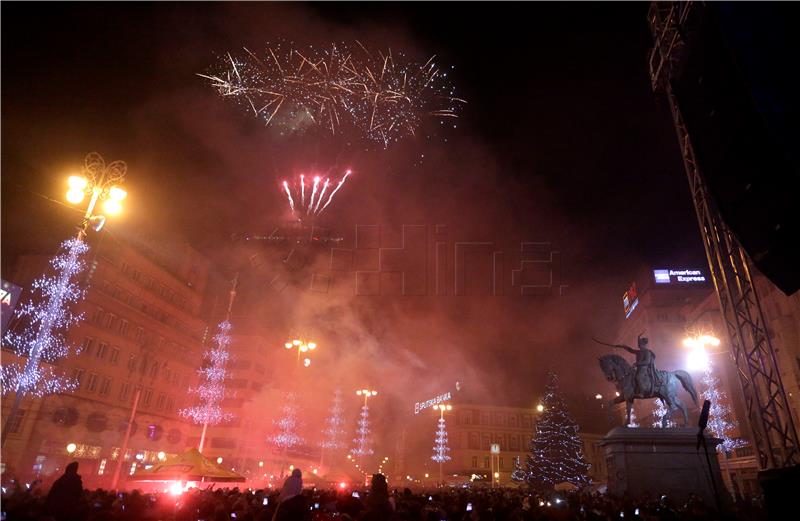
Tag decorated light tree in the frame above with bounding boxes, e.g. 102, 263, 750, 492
1, 238, 89, 446
351, 389, 377, 457
179, 319, 235, 451
523, 372, 590, 489
320, 389, 347, 467
179, 276, 238, 452
321, 389, 347, 450
626, 406, 640, 427
652, 399, 676, 428
270, 393, 303, 450
511, 456, 527, 482
701, 362, 745, 453
431, 403, 452, 483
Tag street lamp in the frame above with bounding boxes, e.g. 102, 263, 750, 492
284, 338, 317, 368
536, 404, 544, 412
683, 333, 720, 372
356, 389, 378, 406
66, 443, 77, 455
65, 152, 128, 240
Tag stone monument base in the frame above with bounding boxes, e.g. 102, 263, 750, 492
600, 427, 731, 509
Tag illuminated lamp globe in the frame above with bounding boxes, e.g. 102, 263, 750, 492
216, 457, 223, 464
103, 199, 122, 215
536, 404, 544, 412
66, 189, 85, 204
108, 186, 127, 201
68, 176, 88, 190
300, 344, 308, 352
66, 443, 77, 454
308, 342, 316, 350
292, 340, 301, 346
284, 343, 293, 349
157, 451, 166, 461
303, 358, 311, 367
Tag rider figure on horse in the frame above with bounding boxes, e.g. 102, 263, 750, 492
611, 334, 660, 397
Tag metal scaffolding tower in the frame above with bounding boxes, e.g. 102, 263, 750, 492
647, 1, 799, 469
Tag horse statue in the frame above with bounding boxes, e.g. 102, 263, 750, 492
598, 350, 698, 427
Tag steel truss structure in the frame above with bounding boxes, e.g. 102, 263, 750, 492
647, 1, 799, 469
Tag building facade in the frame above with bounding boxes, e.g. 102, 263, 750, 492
1, 232, 211, 488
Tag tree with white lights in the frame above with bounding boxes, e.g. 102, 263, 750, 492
626, 406, 639, 427
351, 406, 374, 456
321, 389, 347, 451
271, 392, 303, 451
523, 372, 590, 489
701, 363, 744, 453
179, 319, 235, 451
652, 399, 675, 428
431, 417, 451, 464
1, 239, 89, 446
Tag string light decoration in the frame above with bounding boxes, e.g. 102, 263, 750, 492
521, 372, 590, 489
701, 362, 746, 453
511, 456, 527, 482
321, 389, 347, 450
431, 417, 451, 463
1, 238, 89, 397
179, 320, 235, 427
652, 399, 676, 428
270, 393, 303, 450
351, 389, 377, 456
626, 406, 640, 428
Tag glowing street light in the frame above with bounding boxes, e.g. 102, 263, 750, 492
157, 451, 166, 461
216, 457, 223, 464
683, 333, 720, 372
284, 338, 318, 368
64, 153, 128, 239
536, 404, 544, 412
66, 443, 77, 455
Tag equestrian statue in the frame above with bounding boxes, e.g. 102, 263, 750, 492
595, 334, 698, 427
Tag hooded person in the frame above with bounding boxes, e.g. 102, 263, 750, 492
363, 474, 394, 521
45, 461, 84, 521
274, 468, 308, 521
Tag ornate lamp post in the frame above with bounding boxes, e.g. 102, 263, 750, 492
432, 403, 452, 485
283, 338, 317, 368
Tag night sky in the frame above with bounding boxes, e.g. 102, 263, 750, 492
2, 2, 705, 435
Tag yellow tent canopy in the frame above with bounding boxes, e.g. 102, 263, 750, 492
131, 448, 245, 483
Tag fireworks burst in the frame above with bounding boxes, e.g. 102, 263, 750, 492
200, 41, 465, 147
281, 169, 352, 218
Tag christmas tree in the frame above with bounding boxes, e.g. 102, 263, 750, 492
431, 417, 451, 464
702, 362, 745, 452
270, 392, 303, 451
179, 319, 235, 449
652, 399, 675, 428
523, 372, 590, 489
351, 402, 374, 456
1, 238, 88, 398
321, 389, 347, 450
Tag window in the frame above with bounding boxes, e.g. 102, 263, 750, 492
80, 337, 95, 356
472, 456, 478, 468
127, 355, 137, 372
86, 373, 99, 393
7, 409, 26, 433
500, 457, 504, 469
92, 307, 104, 324
102, 313, 116, 329
110, 347, 120, 365
119, 382, 131, 402
143, 388, 153, 407
96, 342, 108, 360
72, 368, 85, 389
484, 456, 490, 469
135, 327, 144, 343
156, 394, 166, 410
100, 377, 112, 396
119, 320, 129, 336
149, 361, 158, 378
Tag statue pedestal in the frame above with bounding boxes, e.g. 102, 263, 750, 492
600, 427, 731, 509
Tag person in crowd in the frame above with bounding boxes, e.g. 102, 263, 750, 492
274, 468, 309, 521
45, 461, 85, 521
363, 474, 395, 521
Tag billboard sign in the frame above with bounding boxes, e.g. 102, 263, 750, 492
414, 391, 452, 414
623, 282, 639, 319
653, 269, 706, 284
1, 280, 23, 333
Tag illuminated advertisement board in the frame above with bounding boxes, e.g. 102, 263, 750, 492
1, 279, 23, 333
623, 282, 639, 319
653, 269, 706, 284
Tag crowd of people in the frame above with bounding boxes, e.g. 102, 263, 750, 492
1, 463, 767, 521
